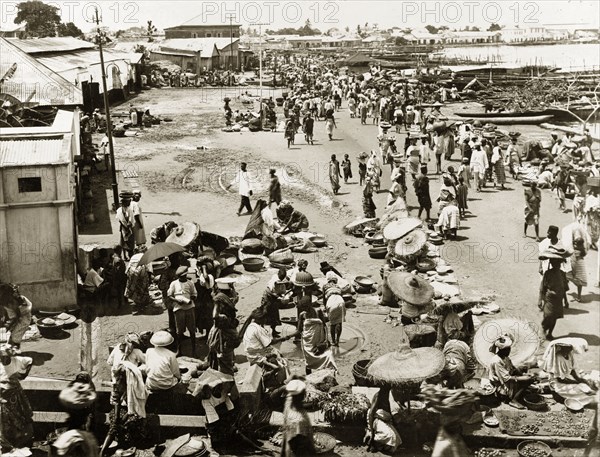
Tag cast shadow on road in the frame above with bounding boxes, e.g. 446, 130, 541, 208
563, 307, 590, 316
562, 332, 600, 346
329, 138, 344, 142
20, 351, 54, 366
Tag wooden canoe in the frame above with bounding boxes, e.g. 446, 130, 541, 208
454, 111, 554, 125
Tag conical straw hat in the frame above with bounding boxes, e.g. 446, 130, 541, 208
394, 229, 428, 257
473, 318, 539, 368
387, 272, 433, 306
166, 222, 201, 249
368, 327, 444, 385
383, 217, 423, 241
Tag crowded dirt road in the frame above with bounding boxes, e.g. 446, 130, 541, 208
29, 86, 599, 387
20, 85, 599, 457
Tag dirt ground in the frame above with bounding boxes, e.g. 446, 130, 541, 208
23, 87, 599, 456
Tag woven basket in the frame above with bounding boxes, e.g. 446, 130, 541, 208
352, 359, 374, 386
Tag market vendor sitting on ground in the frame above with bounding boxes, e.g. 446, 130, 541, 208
83, 259, 111, 305
242, 307, 292, 372
540, 337, 597, 389
107, 332, 146, 383
145, 331, 184, 393
0, 283, 33, 349
277, 200, 310, 233
488, 333, 534, 409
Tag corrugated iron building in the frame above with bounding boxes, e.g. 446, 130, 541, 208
0, 110, 79, 311
6, 37, 143, 110
0, 37, 82, 106
149, 38, 241, 72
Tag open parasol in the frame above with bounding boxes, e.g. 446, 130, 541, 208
473, 318, 539, 368
138, 242, 185, 266
387, 272, 433, 306
368, 328, 445, 385
394, 229, 428, 257
166, 222, 202, 250
383, 217, 423, 241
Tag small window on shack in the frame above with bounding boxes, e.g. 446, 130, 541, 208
18, 177, 42, 193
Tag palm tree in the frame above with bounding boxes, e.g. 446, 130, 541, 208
147, 20, 157, 42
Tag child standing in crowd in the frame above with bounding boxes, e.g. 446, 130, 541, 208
456, 177, 469, 218
342, 154, 353, 184
358, 154, 367, 186
458, 157, 472, 188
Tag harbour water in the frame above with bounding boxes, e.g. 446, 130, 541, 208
440, 43, 600, 73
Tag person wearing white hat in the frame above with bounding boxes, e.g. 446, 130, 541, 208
168, 266, 198, 356
145, 331, 182, 392
281, 378, 316, 456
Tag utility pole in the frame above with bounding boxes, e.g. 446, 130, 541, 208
94, 8, 119, 211
250, 22, 270, 123
226, 14, 235, 85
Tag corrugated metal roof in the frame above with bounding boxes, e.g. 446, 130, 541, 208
0, 24, 25, 33
0, 38, 82, 106
36, 49, 132, 74
7, 37, 95, 54
0, 137, 69, 167
35, 49, 137, 93
170, 16, 241, 28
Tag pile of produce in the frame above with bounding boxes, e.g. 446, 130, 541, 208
421, 385, 479, 416
518, 441, 551, 457
304, 369, 338, 411
497, 410, 592, 438
474, 449, 503, 457
319, 392, 370, 424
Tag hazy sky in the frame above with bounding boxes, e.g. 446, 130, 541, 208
2, 0, 599, 32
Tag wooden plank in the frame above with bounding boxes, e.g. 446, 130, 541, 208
33, 411, 70, 423
157, 415, 206, 428
32, 411, 206, 428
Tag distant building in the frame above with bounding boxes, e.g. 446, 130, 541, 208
241, 34, 295, 52
403, 30, 443, 45
0, 24, 25, 38
321, 34, 362, 48
149, 38, 241, 72
286, 36, 323, 49
0, 110, 80, 312
164, 18, 241, 39
361, 35, 387, 48
441, 31, 501, 44
501, 26, 549, 43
